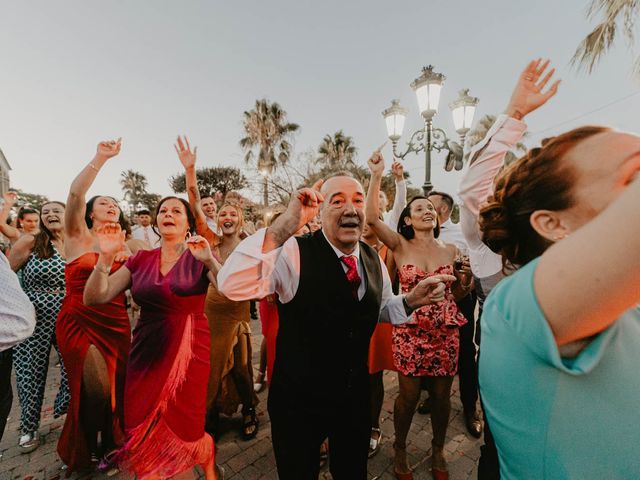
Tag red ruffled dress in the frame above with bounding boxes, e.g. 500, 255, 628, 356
118, 248, 214, 479
56, 253, 131, 474
392, 264, 467, 377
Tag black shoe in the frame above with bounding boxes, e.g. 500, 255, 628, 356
241, 407, 259, 440
417, 397, 431, 415
465, 411, 483, 438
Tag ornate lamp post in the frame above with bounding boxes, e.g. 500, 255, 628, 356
382, 65, 479, 195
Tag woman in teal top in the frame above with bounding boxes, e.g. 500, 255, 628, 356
477, 58, 640, 479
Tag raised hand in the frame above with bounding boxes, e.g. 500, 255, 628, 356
284, 179, 325, 231
3, 191, 18, 207
96, 138, 122, 161
368, 149, 385, 176
175, 135, 197, 170
505, 59, 560, 119
95, 223, 126, 257
405, 274, 457, 309
391, 161, 404, 181
186, 235, 215, 264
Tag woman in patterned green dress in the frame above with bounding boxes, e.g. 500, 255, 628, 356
9, 201, 71, 452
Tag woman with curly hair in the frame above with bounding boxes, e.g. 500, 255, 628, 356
477, 59, 640, 479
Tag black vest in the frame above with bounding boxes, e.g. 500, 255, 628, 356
272, 231, 383, 406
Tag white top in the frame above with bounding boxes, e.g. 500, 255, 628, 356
206, 217, 222, 236
438, 220, 469, 256
131, 225, 161, 248
217, 228, 410, 325
383, 179, 407, 230
458, 114, 527, 278
0, 251, 35, 351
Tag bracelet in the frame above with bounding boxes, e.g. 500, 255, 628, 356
402, 295, 413, 313
93, 264, 111, 274
89, 163, 99, 172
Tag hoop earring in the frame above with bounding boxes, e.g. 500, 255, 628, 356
185, 231, 192, 240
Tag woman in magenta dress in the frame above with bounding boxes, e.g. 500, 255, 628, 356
366, 151, 472, 480
57, 139, 131, 473
84, 193, 222, 478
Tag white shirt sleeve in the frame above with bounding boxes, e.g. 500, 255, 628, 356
217, 228, 301, 303
384, 179, 407, 229
0, 252, 35, 351
378, 256, 410, 325
457, 115, 527, 278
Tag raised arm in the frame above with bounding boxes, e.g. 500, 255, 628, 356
0, 192, 21, 243
459, 59, 559, 218
384, 161, 407, 229
66, 139, 122, 239
174, 136, 212, 241
83, 223, 131, 306
8, 234, 35, 272
185, 235, 222, 285
366, 150, 401, 250
536, 177, 640, 345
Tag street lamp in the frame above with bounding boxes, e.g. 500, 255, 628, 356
382, 65, 479, 195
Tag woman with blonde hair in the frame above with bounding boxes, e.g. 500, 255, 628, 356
177, 137, 259, 440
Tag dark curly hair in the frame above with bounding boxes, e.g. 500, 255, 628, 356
152, 197, 196, 237
479, 125, 609, 270
397, 196, 440, 240
85, 196, 128, 231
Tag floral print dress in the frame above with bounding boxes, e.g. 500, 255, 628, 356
392, 264, 467, 377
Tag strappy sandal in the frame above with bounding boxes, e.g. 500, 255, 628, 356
241, 407, 259, 440
368, 427, 382, 458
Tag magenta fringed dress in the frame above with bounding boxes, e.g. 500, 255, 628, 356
120, 249, 214, 478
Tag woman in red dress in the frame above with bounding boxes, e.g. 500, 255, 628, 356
84, 187, 223, 479
366, 151, 472, 480
57, 139, 131, 473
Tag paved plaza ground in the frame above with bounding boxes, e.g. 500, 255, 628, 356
0, 317, 481, 480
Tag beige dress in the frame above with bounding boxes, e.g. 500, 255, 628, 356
205, 274, 259, 416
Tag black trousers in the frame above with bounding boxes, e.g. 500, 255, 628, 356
457, 292, 479, 415
268, 380, 370, 480
0, 349, 13, 443
475, 279, 501, 480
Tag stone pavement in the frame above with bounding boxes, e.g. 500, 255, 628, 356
0, 317, 481, 480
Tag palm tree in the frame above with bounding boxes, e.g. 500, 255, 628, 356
464, 114, 527, 165
240, 99, 300, 206
120, 170, 148, 212
572, 0, 639, 74
316, 130, 358, 169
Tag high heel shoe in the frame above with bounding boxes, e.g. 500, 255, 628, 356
393, 443, 414, 480
431, 468, 449, 480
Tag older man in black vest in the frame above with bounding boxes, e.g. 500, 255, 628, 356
218, 174, 454, 480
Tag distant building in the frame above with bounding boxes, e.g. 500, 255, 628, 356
0, 148, 10, 196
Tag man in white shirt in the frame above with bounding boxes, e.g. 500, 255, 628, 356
428, 190, 482, 438
201, 195, 222, 236
131, 209, 161, 248
0, 250, 36, 445
218, 174, 453, 480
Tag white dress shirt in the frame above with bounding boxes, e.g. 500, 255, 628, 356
0, 252, 35, 351
131, 225, 161, 248
206, 217, 222, 236
438, 220, 469, 256
458, 114, 527, 279
383, 179, 407, 230
217, 228, 410, 325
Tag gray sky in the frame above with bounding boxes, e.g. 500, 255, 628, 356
1, 0, 638, 205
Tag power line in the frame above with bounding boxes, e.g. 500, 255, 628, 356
529, 91, 640, 137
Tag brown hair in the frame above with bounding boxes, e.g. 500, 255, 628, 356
33, 201, 66, 259
479, 125, 609, 269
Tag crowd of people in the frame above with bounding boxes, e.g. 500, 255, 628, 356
0, 58, 638, 480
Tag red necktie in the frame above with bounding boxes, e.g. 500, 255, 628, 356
341, 255, 361, 298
